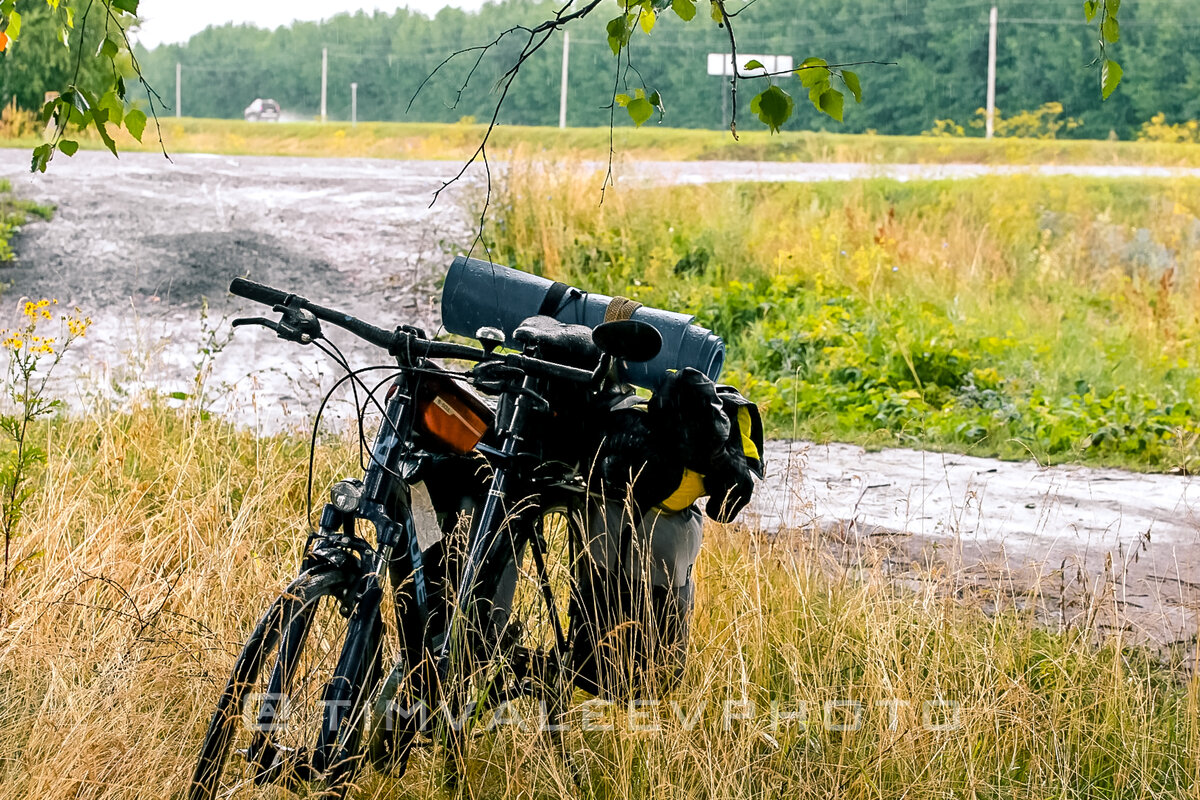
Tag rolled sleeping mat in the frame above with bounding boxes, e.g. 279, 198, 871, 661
440, 255, 725, 391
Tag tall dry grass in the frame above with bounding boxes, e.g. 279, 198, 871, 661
2, 398, 1198, 799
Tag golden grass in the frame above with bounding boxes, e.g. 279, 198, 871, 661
2, 400, 1198, 799
7, 117, 1200, 166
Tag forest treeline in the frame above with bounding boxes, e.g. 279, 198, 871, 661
5, 0, 1200, 138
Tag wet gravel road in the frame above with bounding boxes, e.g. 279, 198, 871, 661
0, 149, 473, 420
3, 147, 1198, 645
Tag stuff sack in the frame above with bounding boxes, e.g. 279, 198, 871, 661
570, 498, 703, 698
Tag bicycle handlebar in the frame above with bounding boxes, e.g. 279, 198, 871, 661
230, 277, 596, 385
229, 277, 290, 307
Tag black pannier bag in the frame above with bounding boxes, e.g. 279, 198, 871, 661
570, 368, 765, 697
571, 499, 704, 698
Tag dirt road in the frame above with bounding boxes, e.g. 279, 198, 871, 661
2, 147, 1197, 646
0, 150, 473, 421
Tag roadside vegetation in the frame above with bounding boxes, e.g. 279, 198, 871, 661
0, 178, 53, 263
1, 400, 1197, 799
486, 161, 1200, 472
10, 116, 1200, 167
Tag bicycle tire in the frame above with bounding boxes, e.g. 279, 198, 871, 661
188, 567, 359, 800
312, 581, 386, 795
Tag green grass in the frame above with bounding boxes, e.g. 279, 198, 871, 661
8, 116, 1200, 166
484, 162, 1200, 471
0, 178, 54, 263
2, 401, 1199, 799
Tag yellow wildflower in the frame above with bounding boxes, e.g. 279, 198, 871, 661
66, 316, 91, 338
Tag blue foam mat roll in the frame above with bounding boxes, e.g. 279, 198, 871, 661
440, 255, 725, 390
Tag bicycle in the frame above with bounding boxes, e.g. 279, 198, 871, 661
188, 277, 665, 799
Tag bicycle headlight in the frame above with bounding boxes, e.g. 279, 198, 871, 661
330, 479, 363, 513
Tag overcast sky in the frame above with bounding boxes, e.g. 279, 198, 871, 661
133, 1, 490, 48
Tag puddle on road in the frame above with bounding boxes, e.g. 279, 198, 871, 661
749, 440, 1200, 647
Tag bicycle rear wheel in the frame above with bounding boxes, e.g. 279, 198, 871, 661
456, 497, 584, 730
189, 567, 366, 800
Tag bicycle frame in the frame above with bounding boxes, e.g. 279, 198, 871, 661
299, 356, 581, 755
191, 278, 620, 797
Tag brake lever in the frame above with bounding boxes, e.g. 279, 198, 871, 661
590, 354, 614, 392
272, 303, 322, 344
231, 304, 323, 345
469, 361, 523, 394
232, 316, 281, 334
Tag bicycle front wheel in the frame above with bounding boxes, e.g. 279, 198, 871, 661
188, 567, 364, 800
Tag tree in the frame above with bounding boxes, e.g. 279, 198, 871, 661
0, 0, 1125, 173
0, 0, 159, 172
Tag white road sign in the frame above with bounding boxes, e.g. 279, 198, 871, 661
706, 53, 795, 77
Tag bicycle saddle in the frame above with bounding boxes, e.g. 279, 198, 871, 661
512, 315, 601, 369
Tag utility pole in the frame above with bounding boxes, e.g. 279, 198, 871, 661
351, 82, 358, 126
558, 30, 570, 129
175, 62, 181, 118
986, 5, 997, 139
321, 47, 328, 123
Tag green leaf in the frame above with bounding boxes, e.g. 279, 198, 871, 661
97, 90, 123, 126
817, 88, 844, 121
125, 108, 147, 142
614, 93, 632, 108
63, 88, 89, 115
111, 0, 139, 13
1101, 58, 1123, 99
1104, 0, 1120, 13
1101, 15, 1119, 42
648, 90, 664, 112
31, 143, 52, 173
80, 89, 119, 156
39, 97, 58, 125
627, 96, 654, 127
710, 0, 723, 23
606, 15, 633, 55
58, 139, 79, 156
6, 9, 19, 38
744, 59, 764, 71
750, 85, 794, 133
841, 70, 862, 103
1083, 0, 1099, 21
796, 57, 830, 89
99, 36, 120, 59
671, 0, 696, 21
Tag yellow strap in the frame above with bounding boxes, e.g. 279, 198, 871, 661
658, 468, 706, 513
604, 296, 643, 322
737, 406, 760, 461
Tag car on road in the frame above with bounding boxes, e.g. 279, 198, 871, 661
244, 98, 281, 122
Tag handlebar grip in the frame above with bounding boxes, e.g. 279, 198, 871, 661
230, 277, 293, 307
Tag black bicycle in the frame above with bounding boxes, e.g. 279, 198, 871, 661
188, 277, 665, 799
